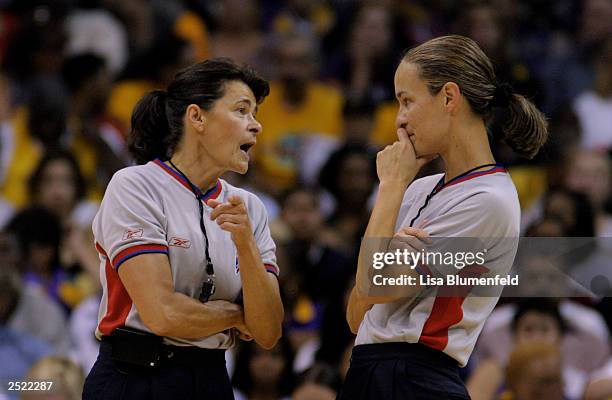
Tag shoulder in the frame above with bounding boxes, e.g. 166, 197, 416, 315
106, 162, 163, 192
403, 173, 444, 202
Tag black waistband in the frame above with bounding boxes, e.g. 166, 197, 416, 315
101, 336, 226, 367
351, 342, 459, 369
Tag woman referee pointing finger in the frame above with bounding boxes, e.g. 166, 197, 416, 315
342, 35, 548, 400
83, 59, 283, 400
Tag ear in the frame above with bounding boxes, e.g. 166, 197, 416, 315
441, 82, 461, 113
186, 104, 206, 132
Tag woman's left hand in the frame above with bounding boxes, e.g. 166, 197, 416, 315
207, 196, 254, 247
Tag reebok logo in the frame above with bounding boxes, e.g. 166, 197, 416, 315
122, 228, 143, 240
169, 237, 191, 248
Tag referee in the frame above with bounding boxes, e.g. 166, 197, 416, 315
341, 35, 549, 399
83, 59, 283, 399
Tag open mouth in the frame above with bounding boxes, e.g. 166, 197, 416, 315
240, 143, 254, 153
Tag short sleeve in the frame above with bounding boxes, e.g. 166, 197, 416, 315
246, 193, 279, 276
93, 169, 168, 269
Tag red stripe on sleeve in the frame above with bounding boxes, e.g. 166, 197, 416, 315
111, 244, 168, 268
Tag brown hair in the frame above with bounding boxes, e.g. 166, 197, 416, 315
403, 35, 548, 159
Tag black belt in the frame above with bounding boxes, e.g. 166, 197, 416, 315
101, 327, 226, 368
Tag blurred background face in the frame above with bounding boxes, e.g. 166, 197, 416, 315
36, 159, 78, 219
466, 6, 501, 54
217, 0, 259, 31
277, 36, 317, 84
513, 353, 564, 400
351, 5, 392, 57
514, 311, 562, 345
282, 190, 322, 241
565, 151, 611, 210
580, 0, 612, 45
337, 154, 374, 206
248, 344, 286, 388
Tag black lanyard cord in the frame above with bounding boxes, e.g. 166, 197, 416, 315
168, 160, 215, 276
409, 163, 502, 228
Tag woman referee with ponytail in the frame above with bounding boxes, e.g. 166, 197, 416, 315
342, 35, 548, 399
83, 59, 283, 399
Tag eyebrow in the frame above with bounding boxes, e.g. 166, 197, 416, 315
236, 97, 258, 111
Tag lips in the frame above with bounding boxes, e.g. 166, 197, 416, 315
239, 141, 256, 160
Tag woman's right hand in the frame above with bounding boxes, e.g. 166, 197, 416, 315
376, 128, 437, 185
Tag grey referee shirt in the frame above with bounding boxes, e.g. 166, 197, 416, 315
356, 166, 520, 366
92, 159, 278, 349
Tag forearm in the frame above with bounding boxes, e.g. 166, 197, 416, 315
237, 238, 283, 349
347, 287, 372, 333
156, 293, 241, 339
347, 182, 408, 329
355, 182, 406, 293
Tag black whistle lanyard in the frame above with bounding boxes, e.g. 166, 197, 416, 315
409, 163, 503, 228
168, 160, 216, 302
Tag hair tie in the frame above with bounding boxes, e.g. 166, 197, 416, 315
490, 82, 513, 108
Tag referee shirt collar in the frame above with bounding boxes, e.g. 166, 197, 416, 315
153, 158, 222, 201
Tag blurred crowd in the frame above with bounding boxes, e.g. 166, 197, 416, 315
0, 0, 611, 399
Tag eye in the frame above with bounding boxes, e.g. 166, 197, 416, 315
237, 107, 247, 114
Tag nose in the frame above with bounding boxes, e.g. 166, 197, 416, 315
249, 117, 262, 135
395, 109, 408, 130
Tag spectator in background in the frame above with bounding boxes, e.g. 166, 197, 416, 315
65, 4, 128, 77
28, 150, 99, 290
232, 338, 296, 400
564, 149, 612, 236
543, 188, 596, 238
2, 2, 67, 105
106, 34, 197, 134
255, 30, 343, 194
2, 230, 71, 359
22, 356, 85, 400
0, 257, 53, 385
504, 341, 565, 400
275, 187, 352, 355
318, 143, 377, 258
467, 298, 609, 400
572, 38, 612, 151
5, 207, 78, 314
62, 53, 128, 196
291, 363, 340, 400
543, 0, 612, 114
210, 0, 264, 67
270, 0, 335, 39
341, 97, 377, 147
325, 3, 400, 104
0, 70, 15, 228
0, 77, 68, 209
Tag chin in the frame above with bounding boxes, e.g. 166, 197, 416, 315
231, 163, 249, 175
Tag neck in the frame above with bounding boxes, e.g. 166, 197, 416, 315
169, 148, 223, 192
440, 118, 496, 183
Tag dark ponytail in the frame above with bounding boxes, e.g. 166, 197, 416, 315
500, 93, 549, 159
128, 58, 270, 164
128, 90, 174, 164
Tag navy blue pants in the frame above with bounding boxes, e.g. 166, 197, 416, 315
338, 342, 471, 400
83, 340, 234, 400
